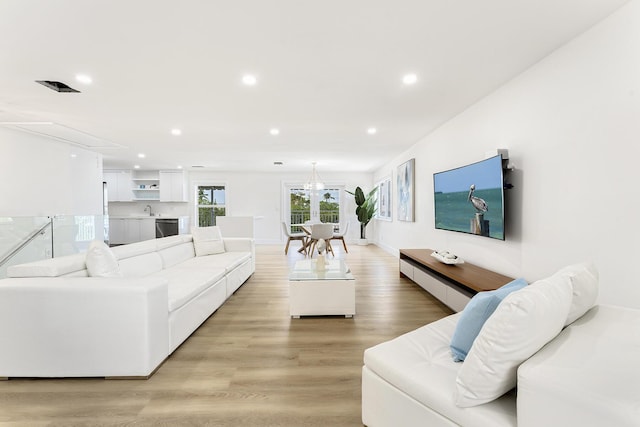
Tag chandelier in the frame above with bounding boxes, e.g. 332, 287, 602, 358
304, 162, 325, 190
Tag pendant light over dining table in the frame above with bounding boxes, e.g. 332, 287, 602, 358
304, 162, 325, 191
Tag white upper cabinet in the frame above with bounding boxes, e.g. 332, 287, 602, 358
131, 170, 160, 201
159, 170, 187, 202
103, 170, 133, 202
104, 169, 186, 203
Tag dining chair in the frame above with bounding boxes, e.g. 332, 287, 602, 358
330, 221, 350, 253
282, 222, 307, 255
308, 223, 335, 257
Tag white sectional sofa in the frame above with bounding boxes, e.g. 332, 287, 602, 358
0, 233, 254, 379
362, 263, 640, 426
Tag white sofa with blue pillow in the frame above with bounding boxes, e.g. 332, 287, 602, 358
362, 262, 640, 426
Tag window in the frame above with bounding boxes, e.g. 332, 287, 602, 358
284, 184, 343, 233
319, 188, 340, 224
197, 185, 226, 226
289, 187, 311, 227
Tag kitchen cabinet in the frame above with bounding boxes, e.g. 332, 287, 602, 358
138, 218, 156, 241
160, 170, 187, 202
131, 170, 160, 201
108, 218, 126, 245
108, 217, 155, 245
104, 169, 186, 203
104, 170, 133, 202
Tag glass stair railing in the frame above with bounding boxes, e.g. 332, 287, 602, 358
0, 215, 106, 279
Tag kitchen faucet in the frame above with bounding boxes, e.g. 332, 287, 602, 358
144, 205, 153, 216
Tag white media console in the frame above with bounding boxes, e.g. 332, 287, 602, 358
399, 248, 514, 312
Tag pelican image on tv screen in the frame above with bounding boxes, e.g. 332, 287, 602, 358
433, 155, 505, 240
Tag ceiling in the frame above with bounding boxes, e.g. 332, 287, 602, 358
0, 0, 628, 172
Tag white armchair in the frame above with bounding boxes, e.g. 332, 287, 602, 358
308, 223, 335, 257
281, 222, 307, 255
330, 221, 350, 253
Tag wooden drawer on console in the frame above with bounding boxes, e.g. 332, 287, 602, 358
413, 268, 447, 302
446, 286, 472, 312
399, 259, 414, 280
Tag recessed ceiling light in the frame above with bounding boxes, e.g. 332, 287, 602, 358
270, 128, 280, 135
242, 74, 257, 86
171, 128, 182, 136
75, 74, 92, 84
70, 153, 77, 158
367, 127, 377, 135
402, 73, 418, 85
134, 165, 140, 169
177, 165, 183, 169
137, 153, 146, 158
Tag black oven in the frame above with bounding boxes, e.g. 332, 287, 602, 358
155, 218, 179, 238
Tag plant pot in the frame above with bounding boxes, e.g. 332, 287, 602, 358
357, 238, 369, 246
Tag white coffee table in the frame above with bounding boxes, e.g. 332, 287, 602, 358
289, 258, 355, 318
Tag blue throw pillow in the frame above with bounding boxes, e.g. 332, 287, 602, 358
450, 278, 527, 362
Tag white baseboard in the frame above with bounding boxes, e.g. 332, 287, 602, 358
256, 239, 283, 245
372, 241, 399, 257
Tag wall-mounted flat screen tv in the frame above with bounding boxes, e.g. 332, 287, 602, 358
433, 155, 505, 240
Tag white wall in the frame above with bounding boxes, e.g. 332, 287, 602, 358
372, 0, 640, 308
0, 127, 103, 217
188, 170, 372, 244
106, 169, 372, 243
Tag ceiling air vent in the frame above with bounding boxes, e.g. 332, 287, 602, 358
35, 80, 80, 93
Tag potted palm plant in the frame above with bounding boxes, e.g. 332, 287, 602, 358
346, 186, 378, 245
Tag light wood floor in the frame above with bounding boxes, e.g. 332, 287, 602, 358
0, 244, 452, 426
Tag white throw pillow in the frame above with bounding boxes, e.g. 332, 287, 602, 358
558, 262, 599, 326
191, 226, 225, 256
85, 240, 122, 278
454, 272, 573, 407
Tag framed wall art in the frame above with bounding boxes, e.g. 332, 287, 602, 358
377, 176, 392, 221
397, 158, 415, 222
